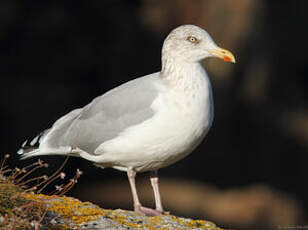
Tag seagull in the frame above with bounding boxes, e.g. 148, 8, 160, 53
18, 24, 235, 216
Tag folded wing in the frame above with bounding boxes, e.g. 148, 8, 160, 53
39, 74, 160, 155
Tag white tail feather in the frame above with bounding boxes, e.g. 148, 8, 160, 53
18, 145, 79, 160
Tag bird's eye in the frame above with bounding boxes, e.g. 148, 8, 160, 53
187, 36, 198, 43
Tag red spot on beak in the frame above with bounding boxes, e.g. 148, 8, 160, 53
223, 56, 232, 62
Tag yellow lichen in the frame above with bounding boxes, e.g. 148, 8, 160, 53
22, 193, 108, 228
21, 193, 223, 230
149, 215, 164, 224
169, 214, 219, 230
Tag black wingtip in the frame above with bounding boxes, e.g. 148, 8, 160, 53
18, 131, 45, 155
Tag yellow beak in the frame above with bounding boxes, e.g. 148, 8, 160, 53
209, 47, 236, 63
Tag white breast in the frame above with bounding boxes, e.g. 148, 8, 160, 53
96, 65, 214, 172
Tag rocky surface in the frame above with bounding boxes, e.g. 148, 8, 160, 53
23, 193, 224, 230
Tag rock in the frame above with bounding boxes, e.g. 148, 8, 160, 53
23, 193, 224, 230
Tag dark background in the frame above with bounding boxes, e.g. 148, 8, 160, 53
1, 1, 307, 229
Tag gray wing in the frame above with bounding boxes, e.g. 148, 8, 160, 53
45, 73, 160, 154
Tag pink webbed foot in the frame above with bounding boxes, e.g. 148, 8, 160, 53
134, 205, 169, 216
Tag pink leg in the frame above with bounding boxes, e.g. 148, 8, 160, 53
127, 169, 141, 209
127, 169, 164, 216
150, 171, 164, 212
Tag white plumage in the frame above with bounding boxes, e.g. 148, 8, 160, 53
18, 24, 235, 215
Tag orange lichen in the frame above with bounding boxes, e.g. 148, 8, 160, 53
22, 193, 163, 229
170, 214, 220, 230
21, 193, 223, 229
22, 193, 108, 228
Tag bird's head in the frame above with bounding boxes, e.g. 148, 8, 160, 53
162, 25, 235, 64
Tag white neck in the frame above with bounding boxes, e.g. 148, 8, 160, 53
161, 57, 209, 93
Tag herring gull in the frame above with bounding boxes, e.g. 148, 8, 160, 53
18, 24, 235, 216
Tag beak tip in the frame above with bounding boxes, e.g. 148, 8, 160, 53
210, 47, 236, 64
223, 56, 236, 63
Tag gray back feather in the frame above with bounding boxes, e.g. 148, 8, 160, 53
47, 73, 160, 154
